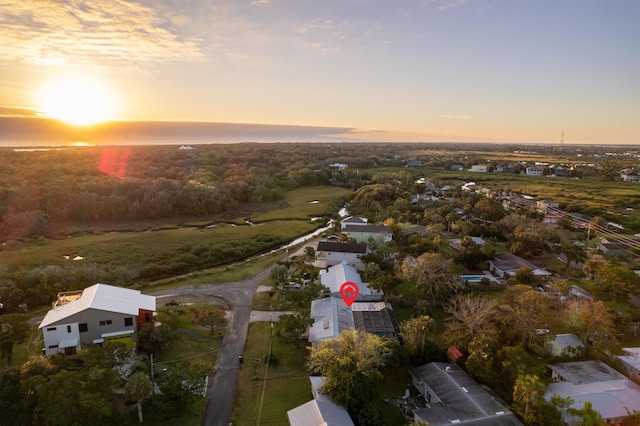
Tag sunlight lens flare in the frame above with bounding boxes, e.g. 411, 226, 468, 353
38, 75, 119, 126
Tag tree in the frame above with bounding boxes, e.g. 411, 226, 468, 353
269, 264, 290, 296
473, 198, 506, 222
154, 359, 210, 414
35, 368, 120, 425
444, 294, 498, 350
512, 289, 552, 348
465, 334, 497, 384
564, 299, 615, 346
307, 329, 393, 418
561, 241, 587, 271
137, 311, 178, 356
401, 252, 459, 307
367, 272, 401, 302
275, 313, 313, 348
198, 308, 226, 335
512, 373, 546, 424
125, 372, 153, 423
593, 263, 640, 303
567, 401, 605, 426
0, 314, 30, 366
400, 315, 435, 363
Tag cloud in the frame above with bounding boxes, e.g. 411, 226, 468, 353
422, 0, 473, 12
0, 0, 203, 68
0, 106, 39, 117
440, 114, 472, 120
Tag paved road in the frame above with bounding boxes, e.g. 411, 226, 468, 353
153, 265, 275, 426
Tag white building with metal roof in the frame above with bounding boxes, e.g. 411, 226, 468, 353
545, 360, 640, 425
39, 283, 156, 355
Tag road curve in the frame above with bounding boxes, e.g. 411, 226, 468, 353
152, 266, 274, 426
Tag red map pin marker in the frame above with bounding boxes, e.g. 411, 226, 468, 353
340, 281, 359, 307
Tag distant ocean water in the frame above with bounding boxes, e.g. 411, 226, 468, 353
0, 117, 356, 148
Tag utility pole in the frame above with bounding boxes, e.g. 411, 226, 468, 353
150, 354, 154, 395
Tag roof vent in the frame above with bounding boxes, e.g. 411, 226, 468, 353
445, 366, 452, 372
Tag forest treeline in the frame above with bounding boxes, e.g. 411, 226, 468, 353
0, 143, 384, 238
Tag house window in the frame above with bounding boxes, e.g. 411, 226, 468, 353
79, 323, 88, 332
99, 320, 112, 326
144, 313, 151, 323
47, 327, 57, 331
49, 345, 59, 349
124, 317, 133, 327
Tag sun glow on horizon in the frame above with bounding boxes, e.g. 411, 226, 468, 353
37, 74, 120, 126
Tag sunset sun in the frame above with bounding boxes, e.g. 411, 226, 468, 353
38, 75, 120, 126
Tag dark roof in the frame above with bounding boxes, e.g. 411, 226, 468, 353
351, 302, 399, 340
316, 241, 368, 254
342, 224, 392, 234
410, 363, 522, 426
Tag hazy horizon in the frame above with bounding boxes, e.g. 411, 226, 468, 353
1, 1, 638, 145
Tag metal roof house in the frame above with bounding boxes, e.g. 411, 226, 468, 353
39, 283, 156, 356
316, 241, 368, 270
341, 224, 392, 243
545, 360, 640, 425
319, 262, 380, 301
409, 363, 522, 425
545, 334, 585, 358
488, 252, 552, 279
287, 376, 354, 426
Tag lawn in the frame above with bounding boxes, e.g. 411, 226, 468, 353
231, 322, 312, 425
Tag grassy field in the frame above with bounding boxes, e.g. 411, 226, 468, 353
231, 322, 312, 426
250, 186, 352, 221
0, 220, 316, 270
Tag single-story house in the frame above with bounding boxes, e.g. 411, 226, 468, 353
569, 212, 593, 229
469, 164, 488, 172
409, 363, 522, 425
341, 224, 392, 244
449, 236, 485, 250
340, 216, 368, 230
450, 164, 464, 171
318, 262, 380, 301
308, 297, 399, 346
39, 283, 156, 356
546, 360, 640, 425
618, 348, 640, 385
308, 297, 354, 345
495, 163, 514, 173
545, 334, 585, 358
287, 376, 354, 426
526, 165, 543, 176
316, 241, 368, 270
488, 252, 552, 279
406, 161, 422, 168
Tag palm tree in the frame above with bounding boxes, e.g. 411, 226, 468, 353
125, 372, 153, 423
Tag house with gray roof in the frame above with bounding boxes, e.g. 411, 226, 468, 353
316, 241, 368, 270
410, 362, 522, 425
545, 360, 640, 425
488, 252, 551, 279
618, 348, 640, 385
287, 376, 354, 426
319, 262, 380, 301
39, 283, 156, 356
342, 224, 392, 243
545, 334, 585, 358
339, 216, 368, 230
